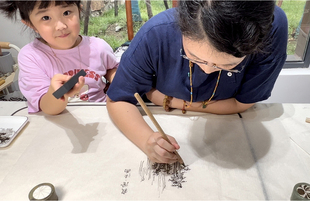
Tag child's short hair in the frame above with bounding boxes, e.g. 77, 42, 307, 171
0, 0, 81, 24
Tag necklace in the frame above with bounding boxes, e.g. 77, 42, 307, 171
45, 36, 82, 72
182, 61, 221, 113
50, 45, 82, 72
47, 37, 83, 99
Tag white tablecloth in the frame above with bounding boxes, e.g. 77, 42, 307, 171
0, 102, 309, 200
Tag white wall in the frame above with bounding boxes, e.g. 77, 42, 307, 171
1, 13, 310, 103
263, 68, 310, 103
0, 14, 32, 58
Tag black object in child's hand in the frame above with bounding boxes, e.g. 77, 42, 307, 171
52, 69, 86, 99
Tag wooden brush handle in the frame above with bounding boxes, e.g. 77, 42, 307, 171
134, 93, 171, 142
134, 93, 184, 164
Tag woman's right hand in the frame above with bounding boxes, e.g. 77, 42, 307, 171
145, 131, 181, 164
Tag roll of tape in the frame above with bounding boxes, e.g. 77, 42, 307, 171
291, 182, 310, 200
29, 183, 58, 201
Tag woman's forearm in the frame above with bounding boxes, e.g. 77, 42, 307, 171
183, 98, 254, 114
147, 89, 254, 115
106, 97, 154, 153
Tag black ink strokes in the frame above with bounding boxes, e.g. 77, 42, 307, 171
121, 188, 127, 194
139, 159, 190, 195
0, 128, 14, 145
121, 169, 131, 194
121, 181, 129, 188
168, 164, 190, 188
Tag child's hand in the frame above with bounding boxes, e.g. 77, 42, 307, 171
51, 74, 85, 101
145, 132, 180, 164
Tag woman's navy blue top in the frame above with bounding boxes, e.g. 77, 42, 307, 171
107, 6, 288, 104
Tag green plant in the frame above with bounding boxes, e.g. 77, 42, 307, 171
280, 0, 307, 55
80, 1, 173, 50
81, 1, 306, 55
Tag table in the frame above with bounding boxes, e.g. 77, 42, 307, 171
0, 72, 15, 94
0, 102, 310, 200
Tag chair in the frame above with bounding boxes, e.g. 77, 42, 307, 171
0, 41, 25, 101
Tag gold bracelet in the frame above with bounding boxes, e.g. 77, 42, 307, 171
163, 95, 172, 112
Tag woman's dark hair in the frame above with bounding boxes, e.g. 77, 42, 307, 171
0, 0, 81, 26
177, 0, 275, 57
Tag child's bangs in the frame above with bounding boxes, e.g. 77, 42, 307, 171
37, 0, 80, 9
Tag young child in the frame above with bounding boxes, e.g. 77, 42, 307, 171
0, 0, 119, 114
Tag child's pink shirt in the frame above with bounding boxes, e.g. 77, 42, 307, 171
18, 36, 119, 113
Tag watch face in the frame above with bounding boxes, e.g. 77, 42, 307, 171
68, 84, 89, 102
32, 185, 52, 199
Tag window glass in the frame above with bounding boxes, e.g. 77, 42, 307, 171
279, 0, 309, 63
82, 1, 310, 67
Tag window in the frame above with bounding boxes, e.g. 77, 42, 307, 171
280, 0, 310, 68
82, 1, 310, 68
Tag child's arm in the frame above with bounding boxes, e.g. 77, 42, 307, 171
40, 74, 85, 115
104, 68, 117, 83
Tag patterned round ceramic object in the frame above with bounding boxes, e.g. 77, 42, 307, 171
29, 183, 58, 201
291, 182, 310, 200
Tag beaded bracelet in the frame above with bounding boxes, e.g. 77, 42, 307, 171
163, 95, 173, 112
182, 100, 187, 114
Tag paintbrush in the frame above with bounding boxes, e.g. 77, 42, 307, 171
134, 93, 185, 166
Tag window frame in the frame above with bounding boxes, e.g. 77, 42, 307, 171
284, 35, 310, 68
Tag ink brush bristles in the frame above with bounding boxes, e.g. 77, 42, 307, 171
134, 93, 185, 166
